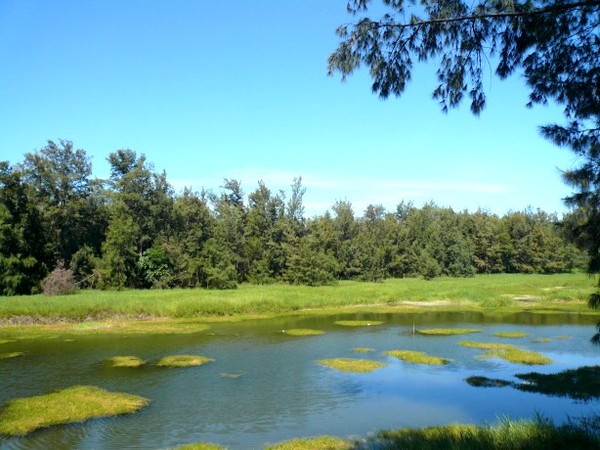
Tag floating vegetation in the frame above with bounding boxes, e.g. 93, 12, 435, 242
384, 350, 450, 365
106, 356, 146, 368
0, 352, 24, 360
0, 339, 15, 344
317, 358, 386, 373
334, 320, 383, 327
0, 385, 149, 436
459, 341, 551, 365
556, 335, 572, 340
416, 328, 481, 336
282, 328, 325, 336
220, 372, 242, 379
494, 331, 529, 338
465, 376, 512, 388
352, 347, 376, 353
156, 355, 214, 368
533, 338, 552, 343
266, 435, 353, 449
176, 443, 226, 450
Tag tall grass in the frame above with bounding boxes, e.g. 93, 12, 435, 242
0, 273, 595, 321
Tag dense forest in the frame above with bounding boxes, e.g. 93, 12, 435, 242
0, 140, 586, 295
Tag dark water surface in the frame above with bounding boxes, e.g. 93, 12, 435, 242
0, 312, 598, 449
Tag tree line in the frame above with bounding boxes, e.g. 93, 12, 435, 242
0, 140, 586, 295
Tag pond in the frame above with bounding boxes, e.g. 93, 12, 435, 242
0, 312, 598, 449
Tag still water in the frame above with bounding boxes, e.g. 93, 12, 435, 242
0, 312, 598, 449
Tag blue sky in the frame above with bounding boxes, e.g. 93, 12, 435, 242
0, 0, 580, 217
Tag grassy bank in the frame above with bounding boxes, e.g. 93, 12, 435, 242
0, 274, 596, 323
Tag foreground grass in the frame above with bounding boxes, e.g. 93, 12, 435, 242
156, 355, 214, 368
317, 358, 387, 373
384, 350, 451, 365
265, 435, 353, 449
0, 386, 149, 436
459, 341, 552, 365
0, 274, 594, 324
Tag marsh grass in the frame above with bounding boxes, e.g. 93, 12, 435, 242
0, 352, 24, 359
317, 358, 386, 373
106, 356, 145, 368
156, 355, 214, 368
556, 335, 573, 339
334, 320, 384, 327
352, 347, 375, 353
384, 350, 451, 365
459, 341, 552, 365
266, 435, 353, 450
282, 329, 325, 336
0, 385, 149, 436
175, 443, 225, 450
533, 338, 552, 343
494, 331, 529, 338
417, 328, 481, 336
0, 339, 14, 344
370, 416, 600, 450
1, 274, 593, 324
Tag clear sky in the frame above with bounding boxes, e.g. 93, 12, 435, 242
0, 0, 581, 217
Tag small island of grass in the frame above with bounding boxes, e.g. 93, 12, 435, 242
459, 341, 551, 365
106, 356, 146, 368
352, 347, 376, 353
0, 385, 149, 436
176, 443, 226, 450
156, 355, 214, 368
0, 352, 25, 360
282, 328, 325, 336
334, 320, 383, 327
533, 338, 552, 343
384, 350, 451, 365
317, 358, 386, 373
494, 331, 529, 338
416, 328, 481, 336
266, 435, 353, 450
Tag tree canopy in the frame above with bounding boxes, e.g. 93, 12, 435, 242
329, 0, 600, 334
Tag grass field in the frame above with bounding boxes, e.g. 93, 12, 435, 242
0, 274, 596, 325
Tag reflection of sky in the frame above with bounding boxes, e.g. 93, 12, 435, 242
1, 317, 598, 449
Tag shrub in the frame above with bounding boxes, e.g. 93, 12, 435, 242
41, 262, 78, 295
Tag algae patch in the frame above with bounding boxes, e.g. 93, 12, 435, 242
0, 385, 149, 436
384, 350, 450, 365
317, 358, 386, 373
494, 331, 529, 338
156, 355, 214, 367
352, 347, 376, 353
266, 435, 353, 449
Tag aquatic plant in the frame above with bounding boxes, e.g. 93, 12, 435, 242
494, 331, 529, 338
156, 355, 214, 367
334, 320, 383, 327
106, 356, 145, 368
459, 341, 551, 365
352, 347, 375, 353
317, 358, 386, 373
0, 352, 24, 359
266, 435, 353, 449
0, 385, 149, 436
282, 329, 325, 336
416, 328, 481, 336
533, 338, 552, 343
384, 350, 450, 365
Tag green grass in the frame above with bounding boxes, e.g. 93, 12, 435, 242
0, 339, 14, 344
494, 331, 529, 338
0, 352, 25, 359
175, 444, 226, 450
369, 416, 600, 450
265, 435, 353, 449
0, 385, 149, 436
384, 350, 451, 365
334, 320, 384, 327
533, 337, 552, 343
352, 347, 376, 353
0, 274, 593, 323
417, 328, 481, 336
156, 355, 214, 367
106, 356, 146, 368
282, 328, 325, 336
317, 358, 387, 373
459, 341, 552, 365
